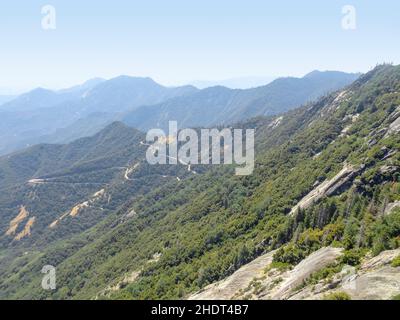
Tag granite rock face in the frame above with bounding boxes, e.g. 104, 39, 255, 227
188, 247, 400, 300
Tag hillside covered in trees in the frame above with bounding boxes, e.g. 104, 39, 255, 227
0, 65, 399, 300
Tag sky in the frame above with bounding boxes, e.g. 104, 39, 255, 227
0, 0, 399, 92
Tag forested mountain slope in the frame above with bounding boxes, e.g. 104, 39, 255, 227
0, 65, 399, 300
0, 121, 199, 252
123, 71, 359, 131
0, 77, 197, 155
0, 72, 356, 157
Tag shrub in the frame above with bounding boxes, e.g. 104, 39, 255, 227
391, 255, 400, 268
268, 261, 292, 271
304, 263, 343, 286
323, 291, 351, 300
272, 244, 306, 265
340, 249, 366, 266
392, 294, 400, 300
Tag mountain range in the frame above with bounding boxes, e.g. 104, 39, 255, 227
0, 95, 15, 105
189, 76, 277, 89
0, 77, 197, 155
0, 64, 399, 300
0, 71, 359, 155
123, 70, 360, 131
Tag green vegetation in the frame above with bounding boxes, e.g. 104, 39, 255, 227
268, 261, 292, 272
323, 291, 352, 300
392, 294, 400, 300
391, 255, 400, 268
340, 249, 367, 266
304, 263, 343, 288
0, 65, 399, 300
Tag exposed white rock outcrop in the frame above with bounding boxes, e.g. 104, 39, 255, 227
188, 251, 276, 300
329, 90, 351, 112
291, 249, 400, 300
270, 247, 343, 299
339, 113, 360, 138
383, 201, 400, 215
188, 247, 400, 300
290, 164, 363, 215
188, 247, 342, 300
268, 116, 283, 129
384, 106, 400, 138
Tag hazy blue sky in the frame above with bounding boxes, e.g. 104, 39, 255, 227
0, 0, 399, 91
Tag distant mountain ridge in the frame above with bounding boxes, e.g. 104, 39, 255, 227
190, 75, 277, 89
123, 71, 360, 131
0, 71, 358, 156
0, 95, 16, 105
0, 77, 198, 155
0, 65, 398, 300
0, 78, 105, 113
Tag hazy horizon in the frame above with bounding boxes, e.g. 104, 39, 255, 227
1, 0, 399, 92
0, 68, 366, 95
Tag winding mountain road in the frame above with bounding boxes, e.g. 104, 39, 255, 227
140, 140, 197, 176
